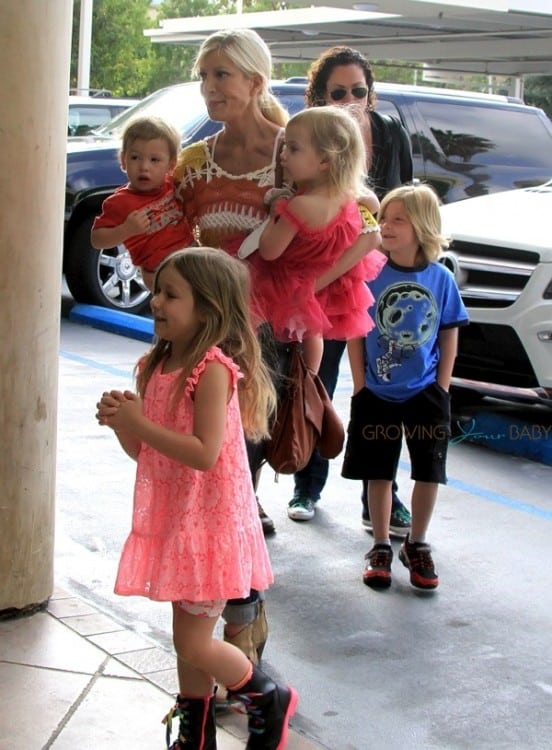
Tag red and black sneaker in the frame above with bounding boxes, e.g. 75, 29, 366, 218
399, 535, 439, 590
363, 544, 393, 589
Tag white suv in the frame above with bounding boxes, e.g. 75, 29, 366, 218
440, 181, 552, 406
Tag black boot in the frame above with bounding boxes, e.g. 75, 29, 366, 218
227, 665, 298, 750
162, 692, 217, 749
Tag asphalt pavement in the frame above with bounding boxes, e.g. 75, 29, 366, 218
52, 302, 552, 750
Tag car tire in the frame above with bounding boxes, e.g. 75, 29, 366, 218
64, 215, 151, 314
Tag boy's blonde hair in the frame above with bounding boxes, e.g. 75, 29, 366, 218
120, 116, 181, 162
379, 183, 448, 264
287, 106, 367, 197
193, 28, 288, 128
137, 247, 276, 441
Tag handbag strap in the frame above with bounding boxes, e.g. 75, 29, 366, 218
237, 130, 285, 260
273, 129, 285, 189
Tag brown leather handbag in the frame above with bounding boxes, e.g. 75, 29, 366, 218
265, 344, 345, 474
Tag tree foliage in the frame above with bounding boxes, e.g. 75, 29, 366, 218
70, 0, 552, 111
524, 76, 552, 118
71, 0, 156, 96
71, 0, 309, 95
147, 0, 229, 91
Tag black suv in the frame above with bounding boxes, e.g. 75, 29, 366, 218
64, 80, 552, 314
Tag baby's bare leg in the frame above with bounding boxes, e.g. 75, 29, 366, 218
302, 334, 323, 372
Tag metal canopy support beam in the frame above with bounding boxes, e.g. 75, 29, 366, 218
143, 2, 552, 76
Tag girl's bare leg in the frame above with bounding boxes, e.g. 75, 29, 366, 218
172, 604, 251, 696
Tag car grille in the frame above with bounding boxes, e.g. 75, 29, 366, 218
442, 240, 540, 308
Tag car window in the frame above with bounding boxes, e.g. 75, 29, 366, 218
95, 85, 209, 139
68, 105, 117, 136
375, 98, 401, 118
68, 103, 135, 136
276, 93, 305, 117
417, 101, 552, 168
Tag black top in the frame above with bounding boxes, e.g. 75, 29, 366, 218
369, 110, 413, 200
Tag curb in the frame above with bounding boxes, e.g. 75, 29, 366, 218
69, 304, 154, 343
451, 411, 552, 466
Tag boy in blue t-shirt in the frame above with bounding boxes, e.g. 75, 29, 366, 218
343, 184, 468, 591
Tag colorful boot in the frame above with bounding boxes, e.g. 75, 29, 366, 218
227, 664, 298, 750
162, 692, 217, 749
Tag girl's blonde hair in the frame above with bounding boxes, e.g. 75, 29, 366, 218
193, 28, 288, 128
287, 106, 367, 197
136, 247, 276, 441
379, 183, 448, 264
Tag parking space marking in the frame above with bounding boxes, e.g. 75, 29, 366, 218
398, 459, 552, 520
60, 348, 552, 522
60, 350, 132, 379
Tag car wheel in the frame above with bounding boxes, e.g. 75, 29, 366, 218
64, 216, 151, 314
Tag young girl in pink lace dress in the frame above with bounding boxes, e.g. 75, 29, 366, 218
254, 105, 385, 371
96, 247, 298, 750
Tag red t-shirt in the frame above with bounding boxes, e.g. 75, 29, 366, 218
93, 176, 193, 271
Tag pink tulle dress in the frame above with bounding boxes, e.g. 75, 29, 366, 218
318, 247, 388, 340
114, 346, 273, 603
250, 197, 385, 341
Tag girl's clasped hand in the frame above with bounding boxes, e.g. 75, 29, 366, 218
96, 390, 142, 430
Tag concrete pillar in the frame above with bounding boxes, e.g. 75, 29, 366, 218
0, 1, 73, 611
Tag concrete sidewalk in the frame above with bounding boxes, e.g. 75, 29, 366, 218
0, 587, 316, 749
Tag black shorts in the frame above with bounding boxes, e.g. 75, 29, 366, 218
341, 383, 451, 484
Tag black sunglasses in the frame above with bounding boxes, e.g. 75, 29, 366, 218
329, 87, 369, 102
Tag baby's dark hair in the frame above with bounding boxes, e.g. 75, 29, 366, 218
305, 46, 377, 110
120, 116, 181, 161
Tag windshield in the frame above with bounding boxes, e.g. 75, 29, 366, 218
93, 82, 208, 139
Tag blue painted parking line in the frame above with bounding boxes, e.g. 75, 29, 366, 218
395, 459, 551, 520
60, 343, 552, 521
448, 476, 552, 520
59, 350, 132, 379
66, 305, 552, 468
69, 304, 154, 343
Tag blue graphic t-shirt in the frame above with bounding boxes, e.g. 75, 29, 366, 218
364, 259, 469, 402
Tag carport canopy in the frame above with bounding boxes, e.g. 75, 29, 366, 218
144, 0, 552, 77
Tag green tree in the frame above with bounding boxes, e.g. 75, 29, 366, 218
147, 0, 307, 89
71, 0, 155, 97
147, 0, 229, 91
524, 75, 552, 118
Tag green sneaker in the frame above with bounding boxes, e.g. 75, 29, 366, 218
287, 495, 316, 521
389, 503, 412, 538
362, 500, 411, 539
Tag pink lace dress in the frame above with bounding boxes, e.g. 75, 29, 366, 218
114, 347, 273, 603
